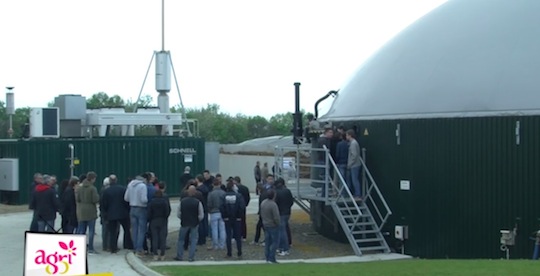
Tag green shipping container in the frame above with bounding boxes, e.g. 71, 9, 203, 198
0, 136, 205, 205
316, 116, 540, 259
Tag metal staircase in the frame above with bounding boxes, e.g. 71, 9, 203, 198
274, 143, 392, 256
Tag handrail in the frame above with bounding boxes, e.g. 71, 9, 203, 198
359, 152, 393, 230
274, 145, 391, 231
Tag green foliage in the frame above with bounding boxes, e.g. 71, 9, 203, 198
0, 101, 30, 138
86, 92, 125, 109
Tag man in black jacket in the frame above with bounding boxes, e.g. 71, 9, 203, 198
175, 186, 204, 262
221, 180, 246, 258
234, 176, 250, 241
147, 190, 171, 260
275, 178, 294, 256
30, 174, 60, 232
101, 177, 133, 253
28, 172, 43, 231
60, 177, 79, 233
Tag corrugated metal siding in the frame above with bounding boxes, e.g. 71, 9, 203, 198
0, 137, 205, 204
322, 116, 540, 259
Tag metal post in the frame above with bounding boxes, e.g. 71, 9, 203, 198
161, 0, 165, 51
325, 149, 329, 202
362, 148, 367, 198
296, 144, 300, 198
8, 115, 13, 138
68, 144, 75, 177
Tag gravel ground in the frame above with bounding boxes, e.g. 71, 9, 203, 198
138, 210, 354, 262
0, 204, 28, 215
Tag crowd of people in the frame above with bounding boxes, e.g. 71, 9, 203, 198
27, 166, 295, 263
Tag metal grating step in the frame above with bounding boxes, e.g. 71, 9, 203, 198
351, 229, 380, 235
354, 238, 385, 243
358, 246, 388, 252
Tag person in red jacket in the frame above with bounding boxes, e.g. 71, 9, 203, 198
30, 174, 60, 232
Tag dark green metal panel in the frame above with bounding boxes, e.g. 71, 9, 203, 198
319, 116, 540, 259
0, 137, 205, 205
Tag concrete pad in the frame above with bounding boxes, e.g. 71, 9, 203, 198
147, 253, 412, 267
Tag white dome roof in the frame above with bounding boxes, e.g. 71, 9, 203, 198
321, 0, 540, 121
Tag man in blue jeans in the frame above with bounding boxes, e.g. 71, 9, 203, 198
346, 129, 362, 200
175, 186, 204, 262
275, 178, 293, 256
260, 189, 280, 263
335, 132, 350, 195
124, 173, 150, 257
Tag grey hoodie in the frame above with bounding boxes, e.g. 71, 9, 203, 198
124, 176, 148, 207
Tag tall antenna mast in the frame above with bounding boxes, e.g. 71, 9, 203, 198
162, 0, 165, 51
134, 0, 192, 137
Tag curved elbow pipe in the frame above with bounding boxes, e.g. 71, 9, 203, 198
314, 90, 338, 119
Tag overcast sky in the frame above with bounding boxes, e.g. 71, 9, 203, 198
0, 0, 447, 118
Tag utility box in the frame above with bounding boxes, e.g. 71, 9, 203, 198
0, 159, 19, 191
30, 108, 60, 138
395, 225, 409, 241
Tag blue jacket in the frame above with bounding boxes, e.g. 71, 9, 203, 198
335, 140, 349, 165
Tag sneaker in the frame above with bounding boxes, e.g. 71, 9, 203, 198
135, 251, 144, 258
159, 256, 166, 261
153, 255, 159, 261
249, 241, 258, 245
278, 250, 290, 256
173, 257, 183, 261
188, 258, 195, 262
88, 250, 99, 255
260, 242, 265, 246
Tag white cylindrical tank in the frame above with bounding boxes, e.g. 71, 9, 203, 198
155, 51, 171, 93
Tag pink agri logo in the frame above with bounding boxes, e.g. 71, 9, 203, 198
34, 240, 77, 275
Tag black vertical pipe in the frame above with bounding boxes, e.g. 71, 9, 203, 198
293, 82, 302, 144
294, 82, 301, 114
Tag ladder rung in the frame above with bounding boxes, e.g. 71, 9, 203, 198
359, 246, 388, 252
351, 229, 379, 235
355, 238, 384, 243
342, 214, 370, 219
348, 221, 376, 227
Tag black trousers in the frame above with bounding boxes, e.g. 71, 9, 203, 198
197, 212, 208, 245
143, 223, 153, 252
150, 218, 168, 256
225, 219, 242, 257
108, 217, 133, 252
254, 215, 264, 243
241, 210, 247, 239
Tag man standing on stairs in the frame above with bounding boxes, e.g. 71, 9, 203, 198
346, 129, 362, 200
318, 127, 334, 197
335, 132, 349, 195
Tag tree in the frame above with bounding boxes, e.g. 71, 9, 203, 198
86, 92, 125, 109
0, 101, 30, 139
